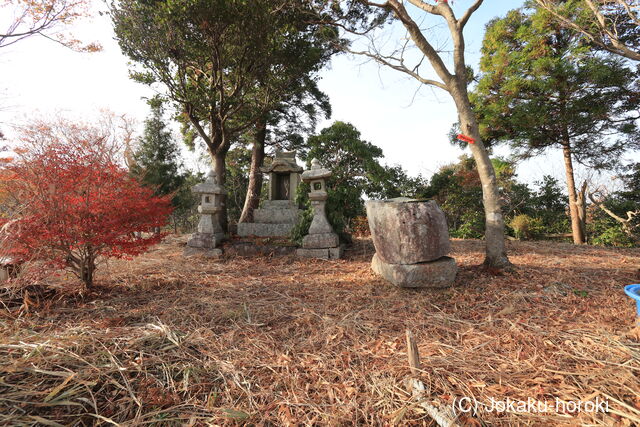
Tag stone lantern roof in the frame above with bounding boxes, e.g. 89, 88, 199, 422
192, 170, 226, 195
260, 151, 303, 174
301, 158, 331, 182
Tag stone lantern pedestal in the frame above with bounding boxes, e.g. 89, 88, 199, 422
296, 159, 342, 260
184, 170, 226, 258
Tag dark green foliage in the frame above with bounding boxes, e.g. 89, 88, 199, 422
589, 214, 635, 247
536, 0, 640, 60
111, 0, 341, 230
419, 157, 484, 238
292, 121, 425, 241
171, 173, 201, 232
112, 0, 340, 148
467, 4, 640, 244
131, 101, 183, 196
130, 101, 197, 232
618, 163, 640, 206
418, 156, 523, 239
472, 5, 640, 165
268, 78, 333, 151
290, 182, 315, 245
420, 156, 572, 239
530, 176, 570, 235
510, 214, 545, 240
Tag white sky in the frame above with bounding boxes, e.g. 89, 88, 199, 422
0, 0, 629, 188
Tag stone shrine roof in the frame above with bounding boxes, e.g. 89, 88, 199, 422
260, 151, 303, 174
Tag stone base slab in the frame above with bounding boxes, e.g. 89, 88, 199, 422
237, 222, 295, 237
225, 241, 296, 257
187, 232, 224, 249
296, 246, 343, 260
371, 254, 457, 288
263, 200, 295, 209
183, 246, 223, 258
302, 232, 339, 249
253, 207, 301, 224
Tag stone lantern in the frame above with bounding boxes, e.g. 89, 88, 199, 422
296, 158, 342, 259
185, 170, 226, 257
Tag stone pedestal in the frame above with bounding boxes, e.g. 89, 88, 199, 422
366, 198, 457, 288
183, 246, 223, 258
185, 170, 226, 258
371, 254, 457, 288
237, 200, 302, 237
297, 246, 344, 260
296, 159, 342, 260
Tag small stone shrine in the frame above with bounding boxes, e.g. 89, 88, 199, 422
184, 170, 226, 257
237, 151, 303, 237
296, 158, 343, 260
366, 198, 457, 287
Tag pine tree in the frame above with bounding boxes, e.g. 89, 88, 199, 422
132, 100, 194, 231
472, 4, 640, 244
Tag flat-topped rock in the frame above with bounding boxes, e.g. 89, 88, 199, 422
366, 198, 450, 265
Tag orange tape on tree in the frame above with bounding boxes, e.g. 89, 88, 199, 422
456, 134, 475, 144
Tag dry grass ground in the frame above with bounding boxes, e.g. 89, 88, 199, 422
1, 236, 639, 426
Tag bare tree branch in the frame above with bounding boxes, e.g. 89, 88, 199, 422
589, 186, 640, 237
346, 47, 449, 91
534, 0, 640, 61
459, 0, 484, 29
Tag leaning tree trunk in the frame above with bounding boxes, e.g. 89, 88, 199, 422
453, 85, 511, 269
561, 140, 586, 244
239, 117, 267, 224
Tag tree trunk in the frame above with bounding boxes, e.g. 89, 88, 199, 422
81, 251, 95, 288
577, 180, 588, 241
212, 151, 228, 233
239, 117, 267, 224
561, 142, 586, 244
452, 84, 511, 269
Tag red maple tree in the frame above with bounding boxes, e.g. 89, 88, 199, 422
0, 121, 173, 288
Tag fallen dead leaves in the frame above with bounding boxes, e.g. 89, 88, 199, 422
0, 236, 639, 425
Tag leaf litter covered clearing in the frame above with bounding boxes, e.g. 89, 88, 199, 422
1, 236, 640, 426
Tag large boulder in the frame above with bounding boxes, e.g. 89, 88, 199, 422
371, 254, 457, 288
365, 198, 451, 265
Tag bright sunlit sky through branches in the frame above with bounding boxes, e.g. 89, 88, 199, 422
1, 0, 633, 189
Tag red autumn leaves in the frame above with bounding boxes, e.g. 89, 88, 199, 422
0, 120, 173, 286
